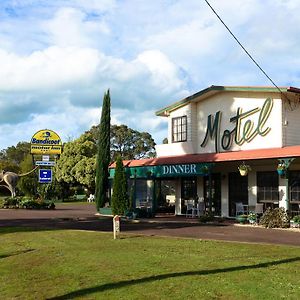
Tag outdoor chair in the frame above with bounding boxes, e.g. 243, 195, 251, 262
235, 202, 245, 216
196, 201, 205, 217
186, 203, 194, 218
254, 203, 264, 222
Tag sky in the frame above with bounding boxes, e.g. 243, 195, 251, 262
0, 0, 300, 150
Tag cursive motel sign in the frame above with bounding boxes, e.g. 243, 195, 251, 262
201, 98, 273, 152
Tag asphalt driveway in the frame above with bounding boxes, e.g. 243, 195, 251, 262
0, 203, 299, 247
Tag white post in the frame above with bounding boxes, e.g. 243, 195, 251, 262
113, 215, 120, 239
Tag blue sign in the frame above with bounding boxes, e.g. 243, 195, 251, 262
39, 169, 52, 183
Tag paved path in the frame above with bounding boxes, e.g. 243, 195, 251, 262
0, 203, 299, 247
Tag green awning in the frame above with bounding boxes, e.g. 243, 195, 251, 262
109, 162, 214, 179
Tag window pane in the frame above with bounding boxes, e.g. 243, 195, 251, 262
257, 171, 279, 201
172, 116, 187, 142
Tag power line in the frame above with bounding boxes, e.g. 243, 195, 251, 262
204, 0, 283, 94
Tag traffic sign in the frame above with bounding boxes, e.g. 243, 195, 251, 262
39, 169, 52, 183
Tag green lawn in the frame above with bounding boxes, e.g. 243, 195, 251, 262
1, 228, 300, 299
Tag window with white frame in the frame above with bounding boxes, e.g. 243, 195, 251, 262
172, 116, 187, 142
257, 171, 279, 201
289, 171, 300, 201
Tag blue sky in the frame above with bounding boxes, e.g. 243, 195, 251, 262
0, 0, 299, 150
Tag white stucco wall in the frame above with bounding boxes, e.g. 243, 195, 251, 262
156, 91, 284, 157
284, 102, 300, 146
196, 92, 283, 153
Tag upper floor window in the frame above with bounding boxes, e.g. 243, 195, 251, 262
172, 116, 187, 142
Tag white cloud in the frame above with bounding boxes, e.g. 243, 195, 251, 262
137, 50, 187, 94
44, 7, 110, 48
0, 0, 300, 150
0, 47, 101, 91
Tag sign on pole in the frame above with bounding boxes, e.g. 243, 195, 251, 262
113, 215, 120, 239
39, 169, 52, 183
30, 129, 62, 155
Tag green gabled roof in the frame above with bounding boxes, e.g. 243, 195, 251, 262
155, 85, 300, 117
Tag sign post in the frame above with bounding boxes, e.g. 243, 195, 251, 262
113, 215, 120, 239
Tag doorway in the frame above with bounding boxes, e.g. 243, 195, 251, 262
203, 173, 221, 215
156, 179, 176, 214
181, 177, 197, 214
229, 172, 248, 217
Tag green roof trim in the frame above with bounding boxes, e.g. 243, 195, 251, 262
155, 85, 296, 116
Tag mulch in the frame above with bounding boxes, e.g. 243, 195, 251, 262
0, 203, 299, 247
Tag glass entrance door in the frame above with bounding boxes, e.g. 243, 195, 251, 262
203, 173, 221, 216
181, 177, 197, 214
229, 172, 248, 217
156, 179, 176, 214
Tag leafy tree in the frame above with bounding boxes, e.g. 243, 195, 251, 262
87, 124, 156, 161
18, 154, 38, 196
55, 133, 96, 192
111, 156, 129, 215
0, 160, 20, 174
36, 176, 65, 201
110, 125, 156, 161
0, 142, 31, 174
95, 90, 111, 210
0, 142, 30, 165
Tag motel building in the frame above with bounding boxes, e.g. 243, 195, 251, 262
109, 85, 300, 217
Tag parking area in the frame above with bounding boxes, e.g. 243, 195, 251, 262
0, 203, 299, 247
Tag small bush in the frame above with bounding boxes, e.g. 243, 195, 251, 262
198, 213, 214, 223
259, 207, 289, 228
292, 215, 300, 223
2, 197, 21, 208
1, 197, 55, 210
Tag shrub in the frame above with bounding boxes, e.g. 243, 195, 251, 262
292, 215, 300, 223
198, 213, 214, 223
259, 207, 289, 228
111, 156, 129, 215
2, 197, 22, 208
1, 197, 55, 210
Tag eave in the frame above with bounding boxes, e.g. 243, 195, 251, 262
155, 85, 300, 117
109, 145, 300, 168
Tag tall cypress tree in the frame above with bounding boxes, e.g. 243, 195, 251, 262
111, 156, 129, 215
95, 90, 111, 211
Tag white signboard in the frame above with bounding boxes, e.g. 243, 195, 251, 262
42, 155, 50, 161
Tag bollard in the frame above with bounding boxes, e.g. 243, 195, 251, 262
113, 215, 120, 239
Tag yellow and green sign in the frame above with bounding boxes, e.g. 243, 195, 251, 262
30, 129, 62, 155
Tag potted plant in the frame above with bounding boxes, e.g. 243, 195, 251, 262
277, 163, 286, 176
290, 215, 300, 228
238, 163, 251, 176
201, 165, 209, 175
247, 212, 256, 224
236, 214, 248, 224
